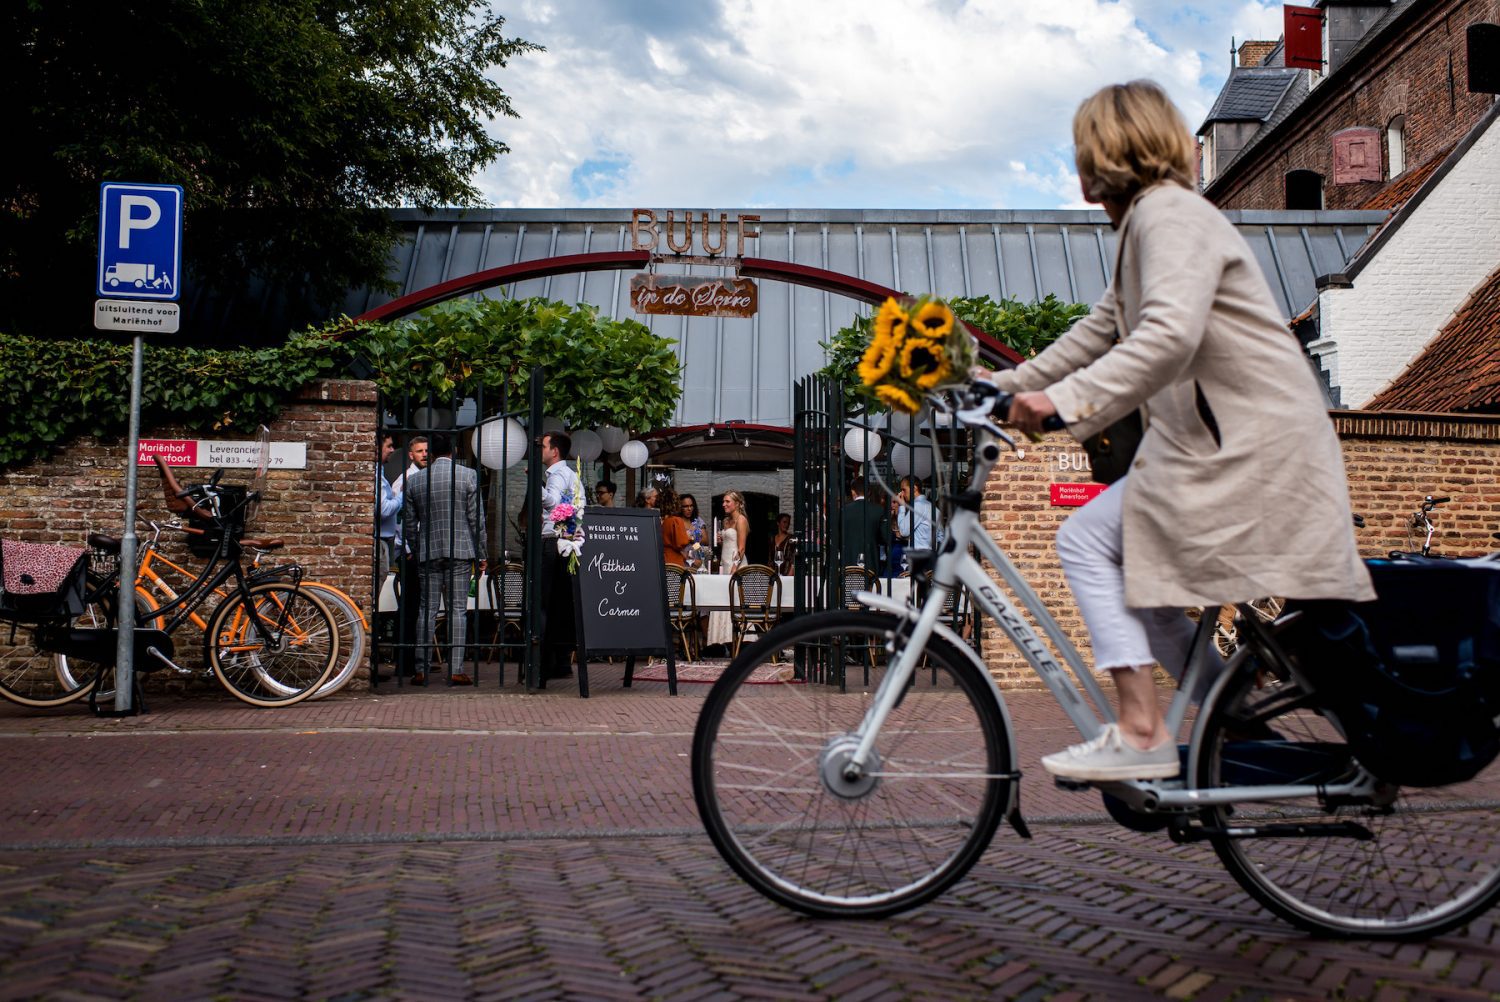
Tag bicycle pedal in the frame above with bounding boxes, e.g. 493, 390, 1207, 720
146, 646, 190, 675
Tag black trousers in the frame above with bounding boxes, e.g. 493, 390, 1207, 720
537, 543, 577, 674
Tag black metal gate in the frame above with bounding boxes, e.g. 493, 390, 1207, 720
791, 375, 981, 685
373, 368, 545, 689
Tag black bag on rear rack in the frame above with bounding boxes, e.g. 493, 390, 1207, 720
1282, 557, 1500, 788
0, 540, 90, 621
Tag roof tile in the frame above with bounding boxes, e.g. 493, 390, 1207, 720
1368, 265, 1500, 414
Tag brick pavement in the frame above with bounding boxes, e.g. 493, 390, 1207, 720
1, 666, 1498, 1000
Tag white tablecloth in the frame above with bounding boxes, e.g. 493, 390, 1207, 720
377, 572, 915, 613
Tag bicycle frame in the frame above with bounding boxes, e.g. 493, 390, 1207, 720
844, 418, 1380, 814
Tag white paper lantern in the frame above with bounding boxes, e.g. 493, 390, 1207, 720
471, 417, 528, 470
843, 426, 883, 463
619, 439, 650, 469
571, 429, 603, 462
890, 438, 935, 479
541, 416, 566, 435
413, 406, 453, 430
597, 425, 629, 453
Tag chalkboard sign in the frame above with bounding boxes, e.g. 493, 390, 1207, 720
573, 506, 676, 696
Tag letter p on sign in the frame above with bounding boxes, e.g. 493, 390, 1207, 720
118, 195, 161, 249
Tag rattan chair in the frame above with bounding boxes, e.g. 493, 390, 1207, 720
729, 564, 781, 658
484, 562, 526, 683
664, 564, 700, 661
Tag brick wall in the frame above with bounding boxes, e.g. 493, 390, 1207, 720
0, 380, 380, 678
1212, 0, 1499, 211
977, 411, 1500, 689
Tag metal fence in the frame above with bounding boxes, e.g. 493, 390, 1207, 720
374, 369, 545, 689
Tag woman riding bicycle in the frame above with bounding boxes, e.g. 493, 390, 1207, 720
982, 80, 1374, 781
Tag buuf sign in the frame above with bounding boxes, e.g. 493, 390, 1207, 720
574, 506, 676, 694
630, 209, 760, 260
630, 273, 758, 318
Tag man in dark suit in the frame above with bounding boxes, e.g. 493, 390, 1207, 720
840, 475, 887, 570
402, 431, 486, 686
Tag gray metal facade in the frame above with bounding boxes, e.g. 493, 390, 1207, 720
346, 208, 1386, 429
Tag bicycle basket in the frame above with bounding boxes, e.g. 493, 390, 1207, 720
0, 539, 90, 621
181, 484, 249, 557
1283, 557, 1500, 787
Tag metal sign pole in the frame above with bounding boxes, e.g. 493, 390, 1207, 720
114, 334, 145, 712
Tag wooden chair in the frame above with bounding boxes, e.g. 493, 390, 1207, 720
839, 565, 883, 684
484, 562, 526, 683
664, 564, 700, 662
729, 564, 781, 658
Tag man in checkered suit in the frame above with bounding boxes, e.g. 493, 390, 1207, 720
402, 431, 487, 685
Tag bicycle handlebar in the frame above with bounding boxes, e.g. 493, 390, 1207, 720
955, 381, 1067, 433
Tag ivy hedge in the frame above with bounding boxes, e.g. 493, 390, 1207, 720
0, 297, 683, 471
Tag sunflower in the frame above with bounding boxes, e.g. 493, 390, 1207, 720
911, 299, 955, 340
873, 298, 911, 344
898, 336, 944, 382
858, 332, 897, 385
874, 384, 920, 414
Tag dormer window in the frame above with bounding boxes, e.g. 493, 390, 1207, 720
1386, 115, 1406, 177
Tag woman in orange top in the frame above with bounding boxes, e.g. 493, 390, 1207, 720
658, 487, 691, 566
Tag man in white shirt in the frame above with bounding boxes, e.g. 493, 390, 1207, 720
538, 431, 583, 681
898, 476, 937, 560
393, 435, 428, 679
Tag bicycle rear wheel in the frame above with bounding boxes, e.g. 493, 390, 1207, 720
693, 610, 1013, 918
251, 583, 366, 700
1196, 659, 1500, 938
206, 583, 337, 708
0, 617, 95, 707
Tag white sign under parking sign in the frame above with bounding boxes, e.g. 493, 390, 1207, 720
94, 299, 180, 333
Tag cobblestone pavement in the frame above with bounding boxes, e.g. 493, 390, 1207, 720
1, 667, 1497, 1000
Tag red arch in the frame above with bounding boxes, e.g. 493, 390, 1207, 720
355, 250, 1022, 364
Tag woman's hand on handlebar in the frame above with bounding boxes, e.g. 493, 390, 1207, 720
1006, 391, 1060, 436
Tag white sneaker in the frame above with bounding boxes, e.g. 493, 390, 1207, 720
1040, 724, 1180, 781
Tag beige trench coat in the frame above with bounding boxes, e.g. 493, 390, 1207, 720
993, 182, 1375, 609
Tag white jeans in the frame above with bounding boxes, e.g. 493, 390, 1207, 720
1054, 477, 1220, 693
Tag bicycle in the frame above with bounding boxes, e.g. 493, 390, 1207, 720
692, 380, 1500, 939
1403, 494, 1449, 557
55, 520, 367, 702
0, 456, 339, 710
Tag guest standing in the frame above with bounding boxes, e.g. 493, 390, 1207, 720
538, 431, 584, 680
659, 487, 691, 566
704, 491, 750, 653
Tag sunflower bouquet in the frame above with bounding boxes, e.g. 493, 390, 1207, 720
856, 296, 976, 414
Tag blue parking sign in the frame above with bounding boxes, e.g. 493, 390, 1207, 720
97, 182, 183, 301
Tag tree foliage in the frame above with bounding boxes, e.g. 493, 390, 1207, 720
2, 1, 538, 337
0, 299, 682, 470
818, 294, 1090, 412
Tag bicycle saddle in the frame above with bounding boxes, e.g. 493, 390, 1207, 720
88, 532, 121, 554
240, 537, 285, 551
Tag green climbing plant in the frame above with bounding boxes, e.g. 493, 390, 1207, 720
0, 297, 682, 470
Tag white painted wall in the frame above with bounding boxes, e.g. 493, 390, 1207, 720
1317, 113, 1500, 408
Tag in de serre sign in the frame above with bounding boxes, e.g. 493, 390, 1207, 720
630, 273, 758, 318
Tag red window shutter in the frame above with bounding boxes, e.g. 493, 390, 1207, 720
1284, 5, 1323, 70
1333, 127, 1382, 184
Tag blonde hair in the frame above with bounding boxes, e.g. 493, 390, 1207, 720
723, 490, 746, 514
1073, 80, 1196, 203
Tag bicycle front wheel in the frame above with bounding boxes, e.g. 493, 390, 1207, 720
206, 584, 338, 708
1196, 659, 1500, 938
55, 587, 163, 701
693, 610, 1013, 919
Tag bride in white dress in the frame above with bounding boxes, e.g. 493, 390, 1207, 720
704, 491, 749, 651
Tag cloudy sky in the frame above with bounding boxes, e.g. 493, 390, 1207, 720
478, 0, 1284, 210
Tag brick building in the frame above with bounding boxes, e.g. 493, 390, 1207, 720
1199, 0, 1498, 212
1197, 0, 1500, 413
